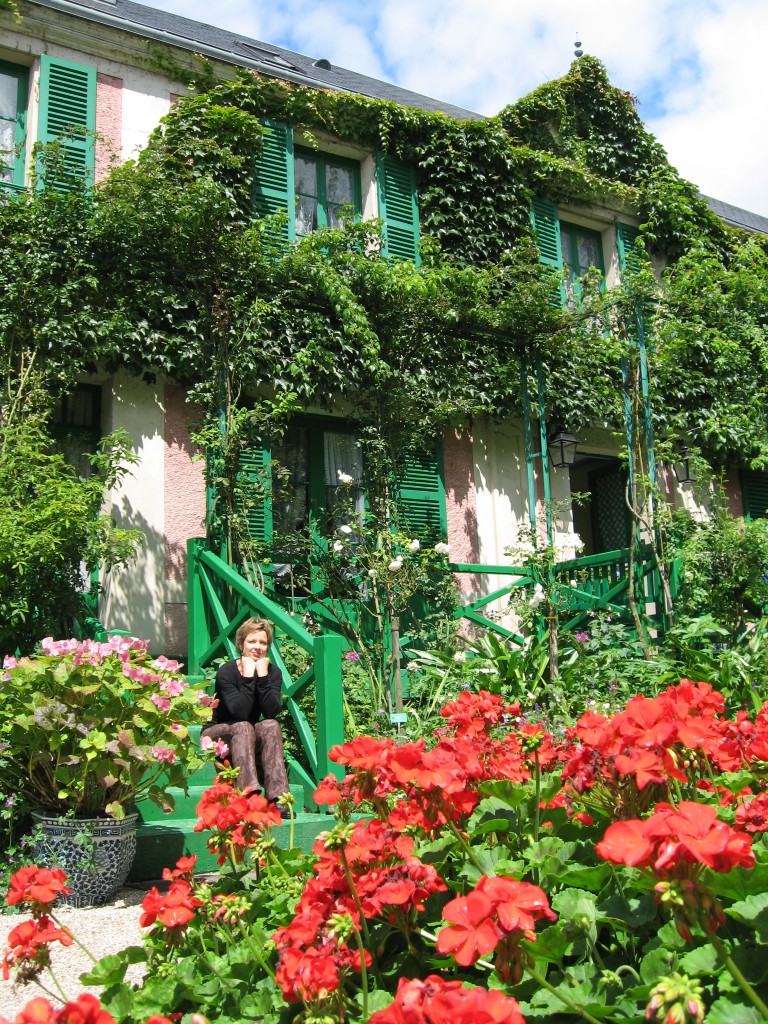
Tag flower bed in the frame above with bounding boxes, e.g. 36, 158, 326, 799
4, 680, 768, 1023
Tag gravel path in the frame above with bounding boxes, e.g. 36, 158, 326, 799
0, 886, 148, 1022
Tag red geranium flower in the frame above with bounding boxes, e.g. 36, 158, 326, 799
4, 997, 58, 1023
368, 975, 525, 1024
56, 994, 117, 1024
6, 867, 71, 910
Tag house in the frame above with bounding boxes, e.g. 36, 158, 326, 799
3, 0, 768, 663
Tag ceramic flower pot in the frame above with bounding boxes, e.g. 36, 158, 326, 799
31, 811, 138, 908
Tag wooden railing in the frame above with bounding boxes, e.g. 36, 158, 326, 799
187, 538, 345, 805
451, 543, 673, 645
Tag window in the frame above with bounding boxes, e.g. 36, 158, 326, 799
270, 423, 364, 544
294, 149, 361, 236
50, 384, 102, 478
237, 424, 446, 572
253, 120, 420, 262
531, 198, 641, 306
559, 223, 604, 300
0, 60, 28, 190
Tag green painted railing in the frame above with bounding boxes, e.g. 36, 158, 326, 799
451, 543, 675, 646
187, 538, 345, 805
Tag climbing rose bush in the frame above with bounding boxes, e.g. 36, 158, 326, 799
5, 681, 768, 1023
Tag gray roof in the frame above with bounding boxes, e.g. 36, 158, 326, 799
29, 0, 481, 120
705, 196, 768, 235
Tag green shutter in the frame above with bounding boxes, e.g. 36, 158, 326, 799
37, 55, 96, 190
253, 119, 295, 244
239, 444, 273, 545
530, 197, 564, 305
396, 446, 446, 542
376, 154, 420, 265
742, 470, 768, 521
617, 222, 644, 275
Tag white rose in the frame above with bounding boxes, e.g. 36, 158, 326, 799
338, 524, 353, 535
408, 539, 420, 553
388, 557, 403, 572
333, 540, 344, 553
337, 470, 354, 485
434, 542, 450, 555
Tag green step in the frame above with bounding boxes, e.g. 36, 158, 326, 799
129, 809, 336, 880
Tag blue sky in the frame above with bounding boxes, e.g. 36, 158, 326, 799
148, 0, 768, 217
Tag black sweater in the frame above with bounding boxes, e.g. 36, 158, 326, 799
209, 660, 283, 725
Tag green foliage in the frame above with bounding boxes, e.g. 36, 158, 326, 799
0, 420, 142, 654
675, 500, 768, 632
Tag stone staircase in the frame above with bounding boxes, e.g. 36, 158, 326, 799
129, 726, 337, 881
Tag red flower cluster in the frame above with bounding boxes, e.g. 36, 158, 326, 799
367, 975, 525, 1024
319, 692, 549, 832
436, 875, 556, 981
6, 867, 71, 912
735, 791, 768, 832
596, 801, 754, 877
194, 775, 282, 864
140, 879, 203, 935
2, 917, 74, 983
0, 994, 115, 1024
560, 680, 768, 818
273, 818, 447, 1005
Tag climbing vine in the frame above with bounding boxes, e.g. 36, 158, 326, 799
2, 52, 768, 656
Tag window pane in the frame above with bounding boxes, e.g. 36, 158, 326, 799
576, 233, 600, 275
0, 121, 13, 179
326, 203, 349, 229
324, 431, 364, 520
294, 154, 317, 197
560, 225, 576, 279
295, 195, 317, 235
272, 427, 309, 535
325, 163, 354, 205
0, 73, 17, 120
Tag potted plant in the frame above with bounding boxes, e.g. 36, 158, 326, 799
0, 635, 213, 906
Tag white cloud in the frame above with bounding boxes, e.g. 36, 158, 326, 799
148, 0, 768, 215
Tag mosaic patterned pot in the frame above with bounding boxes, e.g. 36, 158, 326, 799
31, 812, 138, 908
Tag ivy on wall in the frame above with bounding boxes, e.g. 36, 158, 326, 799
2, 53, 768, 475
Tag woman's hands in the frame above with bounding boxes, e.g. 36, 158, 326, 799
241, 656, 270, 678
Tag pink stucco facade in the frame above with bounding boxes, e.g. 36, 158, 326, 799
443, 427, 481, 606
164, 385, 206, 657
724, 469, 744, 517
95, 73, 123, 183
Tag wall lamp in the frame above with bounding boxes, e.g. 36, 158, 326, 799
673, 448, 696, 484
548, 431, 579, 468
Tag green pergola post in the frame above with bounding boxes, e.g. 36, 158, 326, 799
521, 352, 553, 545
636, 301, 656, 486
314, 632, 345, 781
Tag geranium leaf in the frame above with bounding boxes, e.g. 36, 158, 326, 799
726, 892, 768, 936
706, 997, 764, 1024
678, 943, 721, 976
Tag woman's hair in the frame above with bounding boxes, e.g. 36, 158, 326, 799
235, 617, 274, 652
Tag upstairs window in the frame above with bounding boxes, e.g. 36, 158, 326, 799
294, 150, 361, 236
560, 223, 604, 301
532, 198, 626, 306
253, 120, 419, 262
0, 60, 28, 190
